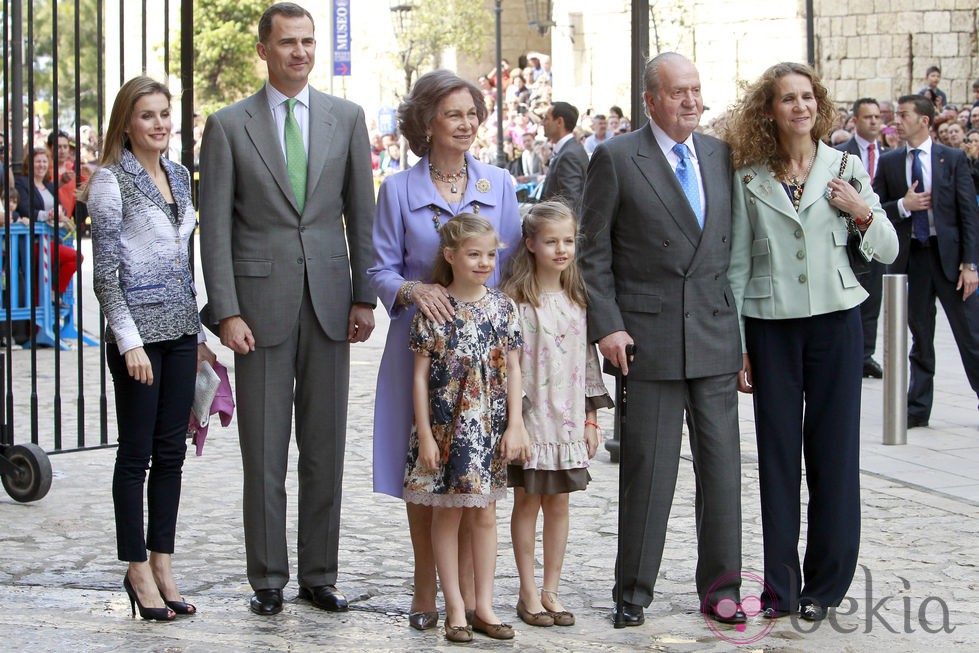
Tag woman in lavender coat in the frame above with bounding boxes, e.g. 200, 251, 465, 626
368, 70, 521, 629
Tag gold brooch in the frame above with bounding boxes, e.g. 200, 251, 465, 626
742, 174, 754, 185
476, 178, 491, 193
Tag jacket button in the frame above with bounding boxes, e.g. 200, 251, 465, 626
722, 236, 728, 243
685, 312, 691, 318
297, 257, 304, 264
796, 250, 805, 259
299, 226, 306, 232
749, 197, 755, 205
713, 309, 719, 316
663, 240, 670, 247
795, 229, 803, 238
714, 273, 720, 280
798, 274, 807, 283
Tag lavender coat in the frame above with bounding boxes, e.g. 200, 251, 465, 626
368, 152, 522, 497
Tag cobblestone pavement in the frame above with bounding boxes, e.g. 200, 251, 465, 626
1, 238, 977, 651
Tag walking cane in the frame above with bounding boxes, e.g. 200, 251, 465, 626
615, 344, 636, 617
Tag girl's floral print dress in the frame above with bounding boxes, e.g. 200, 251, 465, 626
404, 288, 523, 508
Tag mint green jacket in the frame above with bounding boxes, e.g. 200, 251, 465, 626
728, 141, 898, 350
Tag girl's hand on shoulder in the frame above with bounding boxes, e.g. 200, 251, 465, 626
584, 422, 600, 459
412, 283, 453, 325
417, 434, 440, 472
124, 347, 153, 385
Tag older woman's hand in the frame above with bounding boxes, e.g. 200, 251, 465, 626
411, 282, 453, 325
826, 177, 870, 220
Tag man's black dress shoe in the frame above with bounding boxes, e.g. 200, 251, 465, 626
703, 606, 747, 624
908, 415, 929, 429
760, 607, 789, 619
250, 588, 283, 616
863, 358, 883, 378
298, 585, 349, 612
612, 602, 644, 628
799, 603, 826, 621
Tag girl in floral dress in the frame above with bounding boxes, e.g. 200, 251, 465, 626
406, 214, 530, 643
501, 201, 613, 628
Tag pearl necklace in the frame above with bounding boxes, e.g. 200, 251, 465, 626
429, 162, 468, 194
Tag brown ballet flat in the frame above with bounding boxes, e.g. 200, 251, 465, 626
542, 589, 575, 626
516, 598, 554, 626
470, 612, 515, 639
444, 623, 473, 642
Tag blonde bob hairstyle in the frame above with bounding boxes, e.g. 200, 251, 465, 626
79, 76, 171, 201
501, 200, 587, 309
430, 213, 504, 287
726, 62, 836, 177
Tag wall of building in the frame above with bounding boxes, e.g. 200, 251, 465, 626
813, 0, 978, 108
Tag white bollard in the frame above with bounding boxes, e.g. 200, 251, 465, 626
882, 274, 908, 445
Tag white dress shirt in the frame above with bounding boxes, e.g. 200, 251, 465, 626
265, 82, 310, 158
648, 120, 706, 221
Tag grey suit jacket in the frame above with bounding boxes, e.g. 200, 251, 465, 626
579, 126, 742, 381
541, 136, 588, 209
199, 86, 375, 346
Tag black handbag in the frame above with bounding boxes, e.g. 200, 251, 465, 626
837, 152, 872, 278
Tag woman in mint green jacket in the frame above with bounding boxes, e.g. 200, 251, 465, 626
726, 62, 897, 623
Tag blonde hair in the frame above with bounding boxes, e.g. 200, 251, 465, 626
431, 214, 503, 287
502, 201, 588, 308
79, 76, 171, 202
726, 62, 836, 177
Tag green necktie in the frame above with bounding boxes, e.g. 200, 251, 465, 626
284, 98, 306, 212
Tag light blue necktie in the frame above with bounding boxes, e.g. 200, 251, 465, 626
672, 142, 703, 228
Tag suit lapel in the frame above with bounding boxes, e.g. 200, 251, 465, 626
931, 144, 948, 196
632, 127, 702, 247
687, 133, 724, 271
743, 166, 799, 224
797, 142, 837, 215
305, 89, 337, 210
121, 150, 174, 220
243, 90, 299, 214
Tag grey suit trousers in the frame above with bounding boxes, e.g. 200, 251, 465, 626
235, 280, 349, 591
614, 374, 742, 607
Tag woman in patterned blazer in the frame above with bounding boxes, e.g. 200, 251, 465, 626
84, 76, 215, 621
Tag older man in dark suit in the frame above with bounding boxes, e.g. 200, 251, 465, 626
540, 101, 588, 208
579, 52, 743, 628
873, 94, 979, 429
837, 97, 888, 378
199, 2, 375, 616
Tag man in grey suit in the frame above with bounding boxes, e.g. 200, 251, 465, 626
198, 2, 375, 616
540, 101, 588, 208
579, 53, 743, 628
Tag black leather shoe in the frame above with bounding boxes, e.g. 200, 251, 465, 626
299, 585, 349, 612
863, 358, 883, 378
249, 588, 283, 616
799, 603, 825, 621
908, 415, 929, 429
704, 606, 747, 624
612, 602, 644, 628
760, 607, 789, 619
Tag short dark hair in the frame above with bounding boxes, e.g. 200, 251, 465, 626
608, 105, 624, 118
258, 2, 314, 43
549, 101, 579, 133
46, 129, 70, 149
851, 98, 879, 116
925, 65, 941, 77
397, 70, 487, 157
592, 114, 606, 121
898, 94, 936, 126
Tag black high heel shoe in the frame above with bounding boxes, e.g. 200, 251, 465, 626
123, 573, 175, 621
162, 597, 196, 615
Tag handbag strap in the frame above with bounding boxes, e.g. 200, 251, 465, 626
838, 151, 849, 179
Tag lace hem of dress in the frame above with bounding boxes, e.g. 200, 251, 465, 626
524, 439, 590, 471
403, 487, 507, 508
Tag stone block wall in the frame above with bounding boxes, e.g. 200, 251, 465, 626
814, 0, 979, 108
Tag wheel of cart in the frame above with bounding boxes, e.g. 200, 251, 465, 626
1, 442, 52, 502
0, 351, 53, 502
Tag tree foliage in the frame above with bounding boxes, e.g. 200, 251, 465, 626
392, 0, 492, 94
28, 0, 101, 129
170, 0, 266, 117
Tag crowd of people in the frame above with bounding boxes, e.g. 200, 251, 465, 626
9, 0, 977, 645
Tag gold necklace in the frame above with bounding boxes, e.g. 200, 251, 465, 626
429, 162, 468, 194
785, 145, 817, 211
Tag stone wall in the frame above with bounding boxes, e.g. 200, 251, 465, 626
813, 0, 978, 108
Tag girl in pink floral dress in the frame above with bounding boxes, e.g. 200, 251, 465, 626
501, 201, 613, 628
406, 214, 530, 642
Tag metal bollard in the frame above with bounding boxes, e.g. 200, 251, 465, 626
882, 274, 908, 445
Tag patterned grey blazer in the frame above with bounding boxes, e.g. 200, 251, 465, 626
89, 149, 202, 353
